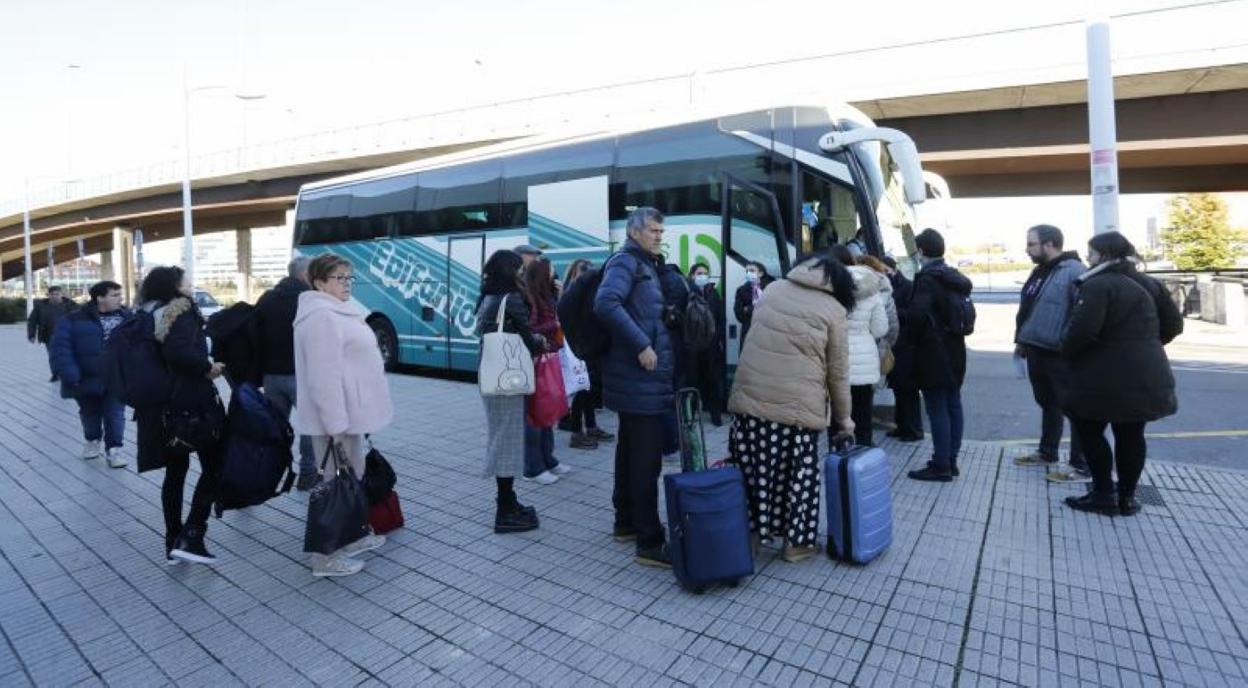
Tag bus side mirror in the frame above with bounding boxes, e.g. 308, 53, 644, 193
819, 128, 927, 206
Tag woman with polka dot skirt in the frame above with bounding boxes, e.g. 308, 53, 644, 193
727, 252, 856, 562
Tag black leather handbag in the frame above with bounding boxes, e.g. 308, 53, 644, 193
303, 442, 370, 555
362, 439, 397, 507
163, 396, 226, 453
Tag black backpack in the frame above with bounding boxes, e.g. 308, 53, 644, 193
558, 267, 609, 362
214, 383, 295, 517
683, 285, 718, 351
363, 444, 397, 506
558, 254, 646, 362
947, 290, 977, 337
106, 310, 174, 408
919, 273, 977, 337
207, 303, 263, 388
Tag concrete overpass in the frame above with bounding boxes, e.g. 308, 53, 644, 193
4, 5, 1246, 296
867, 64, 1248, 197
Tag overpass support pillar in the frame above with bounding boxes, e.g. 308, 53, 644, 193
105, 227, 136, 305
236, 227, 252, 302
100, 249, 112, 281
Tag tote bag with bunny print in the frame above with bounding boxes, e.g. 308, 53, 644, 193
479, 294, 536, 397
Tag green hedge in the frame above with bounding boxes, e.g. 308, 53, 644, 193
0, 298, 28, 324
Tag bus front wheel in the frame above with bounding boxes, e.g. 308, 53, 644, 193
368, 317, 399, 371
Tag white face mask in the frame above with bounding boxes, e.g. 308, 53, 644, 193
693, 274, 710, 288
745, 271, 759, 283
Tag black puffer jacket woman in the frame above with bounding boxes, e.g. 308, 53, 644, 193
1061, 232, 1181, 517
134, 266, 227, 566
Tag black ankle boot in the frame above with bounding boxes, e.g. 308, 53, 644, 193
1064, 490, 1118, 515
164, 532, 180, 566
494, 500, 539, 534
1118, 494, 1141, 516
171, 526, 218, 564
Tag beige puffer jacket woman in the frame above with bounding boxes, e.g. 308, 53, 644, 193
846, 265, 890, 385
728, 260, 851, 430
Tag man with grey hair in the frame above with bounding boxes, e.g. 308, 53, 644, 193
254, 255, 318, 489
594, 207, 675, 568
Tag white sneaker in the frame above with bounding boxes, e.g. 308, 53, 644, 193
312, 556, 365, 577
340, 533, 386, 558
105, 450, 128, 469
82, 440, 102, 460
522, 470, 559, 485
550, 464, 572, 476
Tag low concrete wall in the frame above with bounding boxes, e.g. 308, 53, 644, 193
1199, 278, 1247, 326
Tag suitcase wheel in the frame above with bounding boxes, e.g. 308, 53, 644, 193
690, 585, 707, 595
727, 579, 740, 588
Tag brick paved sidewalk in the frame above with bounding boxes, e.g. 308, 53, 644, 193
0, 325, 1244, 687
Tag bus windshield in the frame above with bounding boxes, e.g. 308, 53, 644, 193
857, 143, 919, 277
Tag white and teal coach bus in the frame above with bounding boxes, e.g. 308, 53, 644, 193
292, 103, 930, 373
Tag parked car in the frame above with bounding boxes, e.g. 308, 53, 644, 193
194, 289, 222, 318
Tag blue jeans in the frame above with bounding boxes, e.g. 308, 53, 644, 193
922, 387, 964, 470
524, 423, 558, 478
78, 395, 125, 450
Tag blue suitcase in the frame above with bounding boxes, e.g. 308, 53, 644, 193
664, 466, 754, 593
825, 443, 893, 564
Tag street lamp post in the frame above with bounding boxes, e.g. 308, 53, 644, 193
182, 82, 224, 289
22, 180, 33, 317
180, 77, 266, 289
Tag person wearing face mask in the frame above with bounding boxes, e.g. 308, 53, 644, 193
686, 263, 726, 426
734, 262, 773, 352
1060, 232, 1181, 516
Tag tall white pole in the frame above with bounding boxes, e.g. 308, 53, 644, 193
22, 180, 34, 317
181, 65, 195, 288
1087, 15, 1120, 235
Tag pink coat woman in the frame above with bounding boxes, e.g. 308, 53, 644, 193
292, 253, 393, 578
292, 290, 394, 440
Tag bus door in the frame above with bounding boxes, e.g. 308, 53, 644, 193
447, 234, 486, 371
721, 175, 789, 368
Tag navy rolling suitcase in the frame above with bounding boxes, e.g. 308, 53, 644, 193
825, 440, 893, 564
664, 389, 753, 593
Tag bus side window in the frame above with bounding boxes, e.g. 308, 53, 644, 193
413, 160, 502, 235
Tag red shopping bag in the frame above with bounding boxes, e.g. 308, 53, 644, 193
368, 490, 404, 535
526, 353, 570, 428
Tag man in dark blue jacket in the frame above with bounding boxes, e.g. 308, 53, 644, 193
594, 207, 675, 568
49, 281, 131, 467
1014, 224, 1089, 483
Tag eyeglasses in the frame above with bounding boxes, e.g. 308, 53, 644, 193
329, 274, 356, 284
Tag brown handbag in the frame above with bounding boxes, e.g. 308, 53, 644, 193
880, 348, 896, 375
